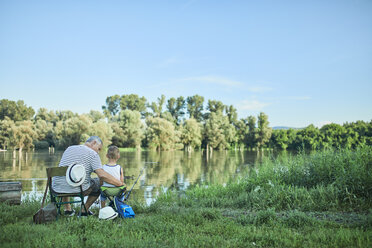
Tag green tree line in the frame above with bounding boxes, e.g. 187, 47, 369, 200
0, 97, 371, 151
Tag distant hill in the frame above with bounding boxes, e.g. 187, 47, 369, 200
272, 126, 303, 130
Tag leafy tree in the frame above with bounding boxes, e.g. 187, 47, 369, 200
270, 129, 289, 150
0, 117, 15, 150
186, 95, 204, 122
33, 109, 58, 148
346, 121, 368, 137
235, 119, 248, 149
204, 100, 225, 120
88, 110, 105, 122
34, 108, 49, 121
82, 120, 114, 148
160, 111, 175, 123
10, 120, 37, 152
110, 122, 126, 147
180, 118, 202, 152
34, 119, 54, 144
342, 127, 360, 149
225, 105, 238, 125
225, 121, 237, 149
0, 99, 35, 121
294, 124, 321, 150
286, 128, 298, 150
320, 123, 346, 148
145, 117, 177, 150
345, 120, 372, 146
102, 94, 121, 118
55, 110, 77, 121
149, 95, 166, 117
368, 120, 372, 146
120, 94, 147, 117
207, 100, 225, 113
256, 112, 272, 149
34, 108, 58, 124
54, 115, 91, 149
117, 110, 144, 149
166, 96, 186, 124
245, 116, 257, 149
204, 112, 236, 150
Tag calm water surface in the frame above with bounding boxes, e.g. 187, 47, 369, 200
0, 149, 274, 205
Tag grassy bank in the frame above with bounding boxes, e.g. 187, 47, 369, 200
1, 147, 371, 247
159, 146, 372, 212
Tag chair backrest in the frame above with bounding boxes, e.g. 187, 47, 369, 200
46, 167, 68, 178
46, 167, 70, 194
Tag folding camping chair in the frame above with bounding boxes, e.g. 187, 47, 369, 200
100, 185, 126, 208
46, 167, 87, 219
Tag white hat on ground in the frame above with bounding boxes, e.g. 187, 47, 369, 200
99, 207, 118, 220
66, 163, 86, 187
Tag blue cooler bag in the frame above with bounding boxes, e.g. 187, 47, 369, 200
114, 196, 135, 218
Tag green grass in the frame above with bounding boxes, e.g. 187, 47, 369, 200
1, 147, 371, 247
0, 203, 371, 248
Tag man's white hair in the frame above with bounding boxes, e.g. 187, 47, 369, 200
85, 136, 103, 145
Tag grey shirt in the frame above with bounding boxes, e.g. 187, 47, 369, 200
51, 145, 102, 193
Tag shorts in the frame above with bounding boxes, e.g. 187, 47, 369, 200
100, 191, 108, 201
82, 178, 101, 196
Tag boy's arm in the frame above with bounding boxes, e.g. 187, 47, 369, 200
120, 167, 124, 184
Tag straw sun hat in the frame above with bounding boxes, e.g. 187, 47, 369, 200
65, 163, 86, 187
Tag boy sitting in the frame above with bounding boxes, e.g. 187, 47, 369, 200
100, 145, 126, 208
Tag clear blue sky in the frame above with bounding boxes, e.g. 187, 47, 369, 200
1, 0, 371, 128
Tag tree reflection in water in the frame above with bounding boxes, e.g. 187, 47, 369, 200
0, 149, 274, 205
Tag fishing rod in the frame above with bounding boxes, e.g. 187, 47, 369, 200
122, 167, 144, 201
122, 162, 158, 201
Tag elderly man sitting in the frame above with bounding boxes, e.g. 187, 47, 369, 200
52, 136, 124, 216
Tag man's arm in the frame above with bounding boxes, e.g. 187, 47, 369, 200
95, 168, 124, 187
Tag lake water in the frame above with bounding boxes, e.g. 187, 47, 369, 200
0, 149, 273, 206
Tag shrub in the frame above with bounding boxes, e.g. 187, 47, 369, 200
33, 140, 50, 150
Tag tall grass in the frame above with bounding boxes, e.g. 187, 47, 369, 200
157, 146, 372, 211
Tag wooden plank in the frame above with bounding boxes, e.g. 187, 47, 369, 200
0, 182, 22, 205
0, 191, 21, 205
0, 182, 22, 192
